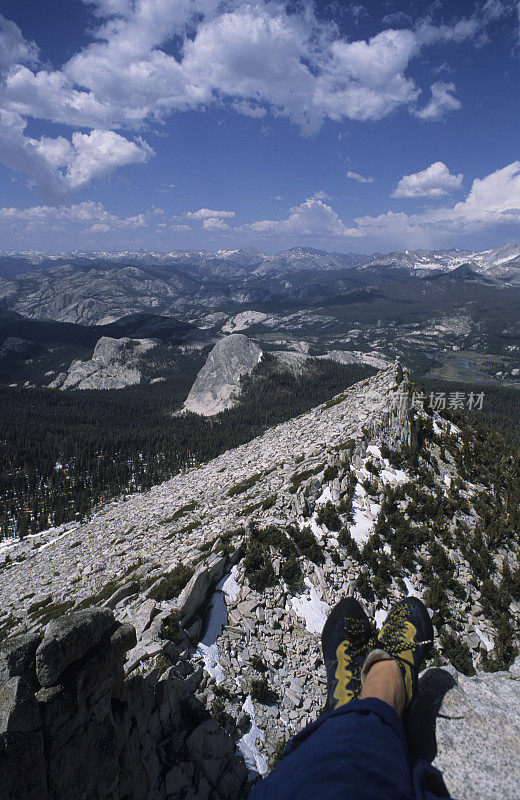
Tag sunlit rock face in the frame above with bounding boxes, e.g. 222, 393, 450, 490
184, 334, 262, 416
49, 336, 156, 390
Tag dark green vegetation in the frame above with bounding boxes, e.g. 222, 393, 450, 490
349, 405, 520, 673
243, 522, 325, 593
147, 563, 195, 602
250, 676, 271, 703
0, 312, 194, 387
250, 655, 268, 673
0, 358, 374, 538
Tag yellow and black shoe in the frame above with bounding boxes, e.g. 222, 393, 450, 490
363, 597, 434, 708
321, 597, 375, 712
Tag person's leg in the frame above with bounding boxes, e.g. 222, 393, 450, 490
249, 599, 414, 800
360, 658, 406, 716
248, 697, 414, 800
248, 596, 440, 800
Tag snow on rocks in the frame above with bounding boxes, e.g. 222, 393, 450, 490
289, 578, 331, 635
403, 578, 422, 599
197, 567, 241, 683
236, 696, 269, 776
380, 465, 408, 485
475, 627, 494, 652
349, 483, 375, 547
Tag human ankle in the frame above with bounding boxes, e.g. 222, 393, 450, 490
360, 658, 406, 717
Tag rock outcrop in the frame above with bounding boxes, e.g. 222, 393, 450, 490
410, 663, 520, 800
1, 581, 519, 800
184, 334, 262, 416
0, 605, 249, 800
49, 336, 156, 390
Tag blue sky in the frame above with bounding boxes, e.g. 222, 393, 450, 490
0, 0, 519, 254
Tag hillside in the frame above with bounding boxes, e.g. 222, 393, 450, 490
0, 363, 518, 799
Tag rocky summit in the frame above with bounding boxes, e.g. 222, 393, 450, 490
184, 334, 262, 416
0, 362, 518, 799
48, 336, 157, 390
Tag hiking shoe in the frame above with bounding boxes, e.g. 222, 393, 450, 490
363, 597, 434, 708
321, 597, 375, 711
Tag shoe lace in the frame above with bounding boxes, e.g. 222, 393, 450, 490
378, 609, 433, 661
341, 618, 378, 660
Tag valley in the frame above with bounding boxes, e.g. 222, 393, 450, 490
1, 245, 519, 392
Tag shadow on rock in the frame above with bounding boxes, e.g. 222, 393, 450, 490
406, 667, 457, 764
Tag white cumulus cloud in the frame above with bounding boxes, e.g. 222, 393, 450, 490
0, 111, 153, 201
392, 161, 463, 198
355, 161, 520, 246
246, 194, 363, 238
202, 217, 231, 231
0, 0, 510, 200
0, 15, 38, 77
414, 81, 461, 121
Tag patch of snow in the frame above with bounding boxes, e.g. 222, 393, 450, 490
307, 518, 326, 543
380, 466, 408, 485
367, 445, 382, 458
220, 565, 240, 602
39, 526, 78, 553
289, 577, 330, 635
315, 486, 332, 505
349, 484, 374, 547
197, 567, 240, 683
443, 474, 451, 488
403, 577, 421, 598
236, 696, 269, 776
0, 522, 80, 557
433, 420, 443, 436
370, 500, 381, 516
374, 608, 387, 630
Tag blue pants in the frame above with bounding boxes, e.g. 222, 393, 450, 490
248, 699, 452, 800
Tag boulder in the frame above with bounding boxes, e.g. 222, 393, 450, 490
132, 599, 157, 639
35, 608, 115, 687
0, 633, 42, 686
72, 622, 137, 705
409, 666, 520, 800
176, 555, 228, 624
102, 581, 139, 610
510, 654, 520, 679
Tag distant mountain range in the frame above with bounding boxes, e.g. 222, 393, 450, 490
1, 243, 520, 327
2, 241, 520, 280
